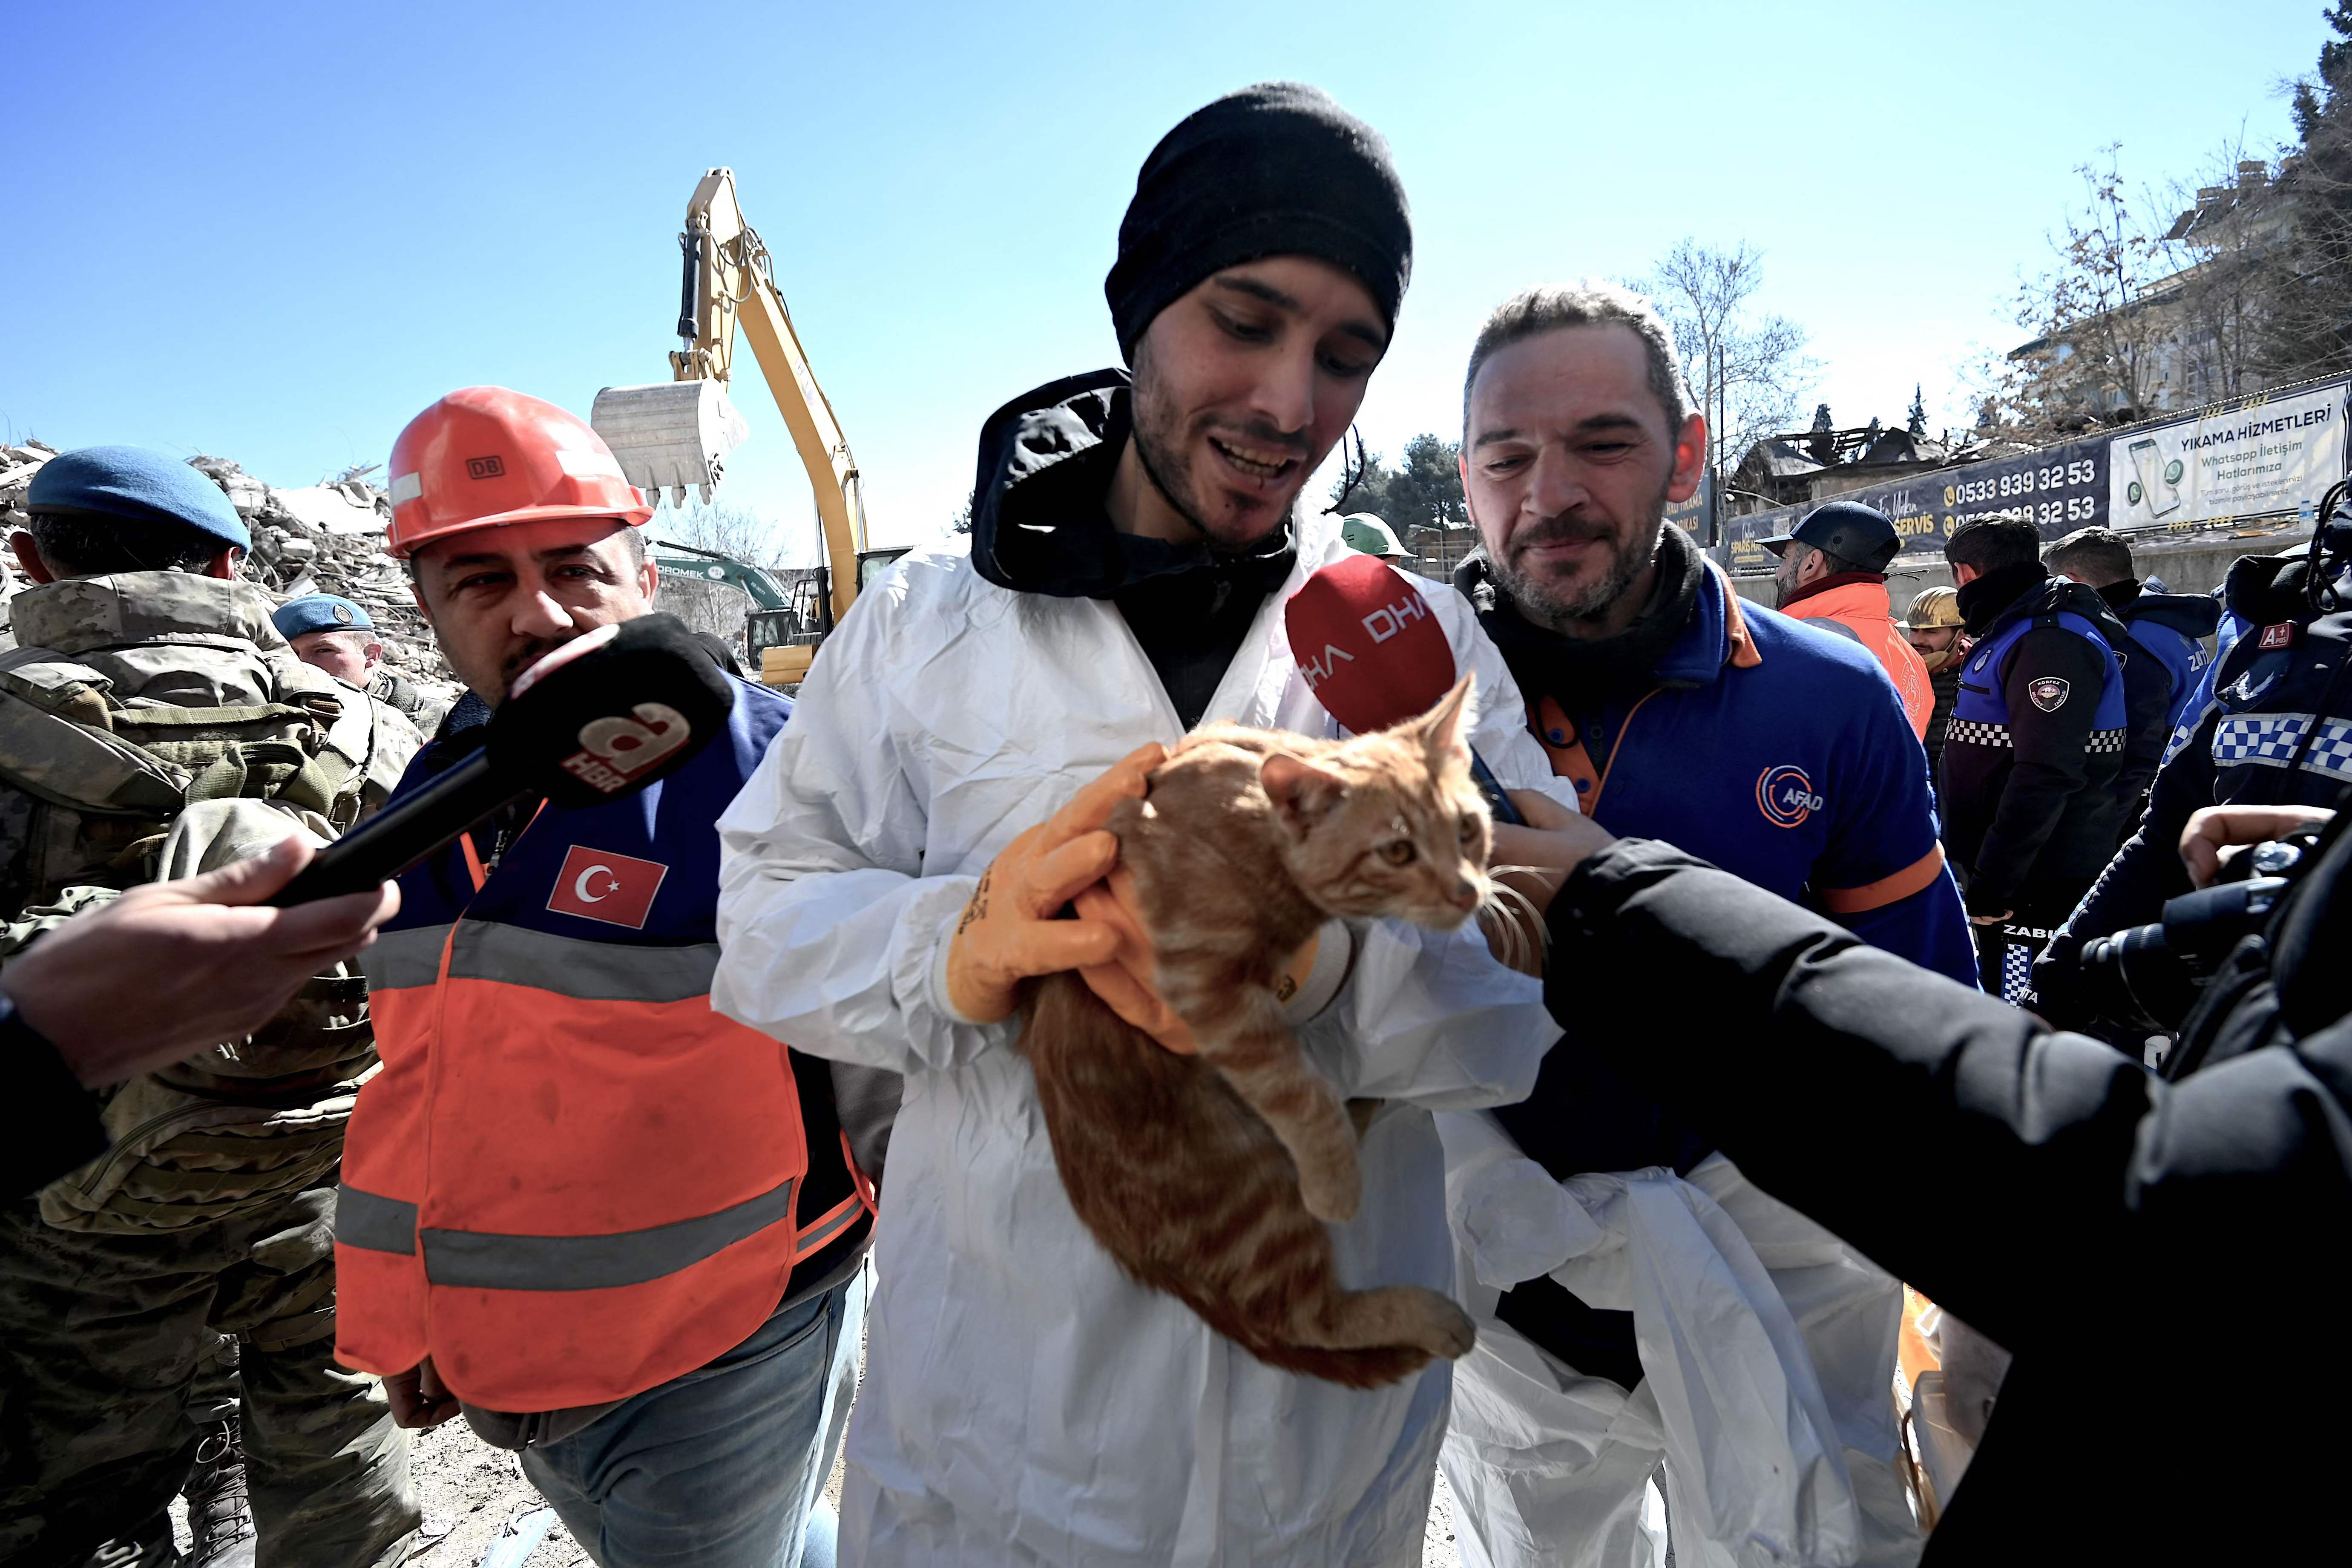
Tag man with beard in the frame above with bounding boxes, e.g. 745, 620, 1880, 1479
710, 84, 1576, 1565
1764, 501, 1935, 739
1904, 586, 1968, 785
1433, 282, 1973, 1568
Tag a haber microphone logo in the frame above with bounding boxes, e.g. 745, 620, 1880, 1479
1757, 764, 1826, 829
560, 702, 691, 794
546, 845, 669, 929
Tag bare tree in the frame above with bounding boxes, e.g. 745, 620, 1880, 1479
654, 498, 794, 567
1993, 143, 2286, 444
1631, 240, 1818, 477
1995, 149, 2170, 442
2261, 9, 2352, 383
2156, 138, 2283, 404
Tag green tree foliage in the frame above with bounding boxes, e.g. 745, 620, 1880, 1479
1329, 433, 1466, 535
1907, 384, 1929, 437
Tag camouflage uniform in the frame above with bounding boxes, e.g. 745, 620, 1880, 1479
365, 668, 447, 739
0, 571, 421, 1568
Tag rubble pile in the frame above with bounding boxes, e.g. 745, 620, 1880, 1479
0, 441, 60, 638
186, 456, 455, 693
1, 446, 459, 709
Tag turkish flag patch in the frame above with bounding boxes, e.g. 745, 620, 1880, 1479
546, 845, 668, 929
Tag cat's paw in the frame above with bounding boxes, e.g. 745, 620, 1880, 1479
1405, 1291, 1478, 1361
1299, 1148, 1361, 1224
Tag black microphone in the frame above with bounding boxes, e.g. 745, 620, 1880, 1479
267, 613, 736, 905
1283, 555, 1527, 825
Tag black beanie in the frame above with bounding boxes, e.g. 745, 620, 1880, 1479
1105, 82, 1412, 363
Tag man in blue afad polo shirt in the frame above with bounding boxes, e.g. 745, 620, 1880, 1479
1436, 282, 1973, 1568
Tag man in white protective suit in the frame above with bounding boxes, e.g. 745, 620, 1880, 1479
711, 83, 1577, 1566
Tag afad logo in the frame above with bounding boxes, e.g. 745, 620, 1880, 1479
1757, 764, 1825, 829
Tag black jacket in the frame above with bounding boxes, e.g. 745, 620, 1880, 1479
0, 995, 106, 1200
1546, 835, 2352, 1563
969, 370, 1295, 729
1941, 568, 2133, 911
2035, 576, 2352, 1029
2102, 578, 2222, 821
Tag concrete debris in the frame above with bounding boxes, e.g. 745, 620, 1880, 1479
0, 442, 61, 644
185, 456, 460, 701
2, 447, 461, 713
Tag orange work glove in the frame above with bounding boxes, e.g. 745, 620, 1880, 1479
944, 744, 1167, 1024
1075, 866, 1322, 1055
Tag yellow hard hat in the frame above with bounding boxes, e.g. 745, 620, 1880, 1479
1903, 586, 1964, 630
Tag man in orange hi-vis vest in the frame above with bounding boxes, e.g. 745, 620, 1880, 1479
1765, 501, 1937, 739
332, 387, 893, 1568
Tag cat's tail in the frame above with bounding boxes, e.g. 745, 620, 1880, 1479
1158, 1279, 1443, 1390
1232, 1340, 1436, 1390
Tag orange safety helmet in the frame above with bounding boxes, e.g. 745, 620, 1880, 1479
384, 386, 652, 559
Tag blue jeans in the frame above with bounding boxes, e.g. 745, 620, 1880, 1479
522, 1263, 866, 1568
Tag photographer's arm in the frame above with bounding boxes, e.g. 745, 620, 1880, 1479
2031, 706, 2222, 1026
1530, 826, 2352, 1357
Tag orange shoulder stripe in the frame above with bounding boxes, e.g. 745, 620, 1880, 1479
1710, 562, 1764, 670
1819, 844, 1947, 914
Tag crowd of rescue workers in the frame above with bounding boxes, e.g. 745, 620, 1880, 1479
7, 81, 2352, 1568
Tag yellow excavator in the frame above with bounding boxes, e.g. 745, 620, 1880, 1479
592, 167, 905, 687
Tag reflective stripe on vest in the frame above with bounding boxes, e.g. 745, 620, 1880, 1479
1950, 607, 2128, 745
446, 922, 717, 1003
2212, 712, 2352, 782
340, 1175, 799, 1291
359, 923, 455, 993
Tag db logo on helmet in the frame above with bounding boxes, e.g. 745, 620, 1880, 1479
561, 704, 691, 794
1757, 764, 1825, 829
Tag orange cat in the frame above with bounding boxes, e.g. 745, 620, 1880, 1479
1017, 676, 1492, 1388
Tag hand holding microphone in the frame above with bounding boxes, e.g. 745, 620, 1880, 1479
267, 613, 736, 906
1283, 554, 1527, 824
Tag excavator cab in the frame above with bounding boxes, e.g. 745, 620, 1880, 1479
756, 547, 909, 689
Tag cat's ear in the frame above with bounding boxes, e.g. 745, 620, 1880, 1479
1260, 752, 1349, 835
1415, 673, 1476, 760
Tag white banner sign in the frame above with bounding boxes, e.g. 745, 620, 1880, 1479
2108, 380, 2348, 530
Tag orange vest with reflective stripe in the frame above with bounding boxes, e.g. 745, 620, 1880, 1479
1783, 579, 1936, 740
334, 692, 867, 1410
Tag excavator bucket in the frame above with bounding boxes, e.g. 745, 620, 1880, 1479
590, 380, 750, 507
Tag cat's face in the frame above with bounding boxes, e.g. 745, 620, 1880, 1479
1262, 676, 1492, 930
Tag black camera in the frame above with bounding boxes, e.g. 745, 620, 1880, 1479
2077, 828, 2325, 1033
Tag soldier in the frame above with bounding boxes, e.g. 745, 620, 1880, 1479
271, 592, 450, 738
0, 447, 421, 1568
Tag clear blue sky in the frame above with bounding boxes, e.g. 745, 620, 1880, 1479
4, 1, 2331, 564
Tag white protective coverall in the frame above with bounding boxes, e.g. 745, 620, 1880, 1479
711, 511, 1575, 1566
1437, 1115, 1921, 1568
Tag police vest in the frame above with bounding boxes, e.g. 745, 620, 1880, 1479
333, 689, 871, 1412
1949, 607, 2129, 753
2183, 611, 2352, 805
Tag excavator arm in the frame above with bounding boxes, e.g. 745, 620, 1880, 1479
669, 167, 868, 627
594, 167, 902, 688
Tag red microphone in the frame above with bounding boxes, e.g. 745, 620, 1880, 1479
1283, 554, 1525, 824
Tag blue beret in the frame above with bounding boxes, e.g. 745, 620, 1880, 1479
25, 446, 250, 551
273, 594, 373, 639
